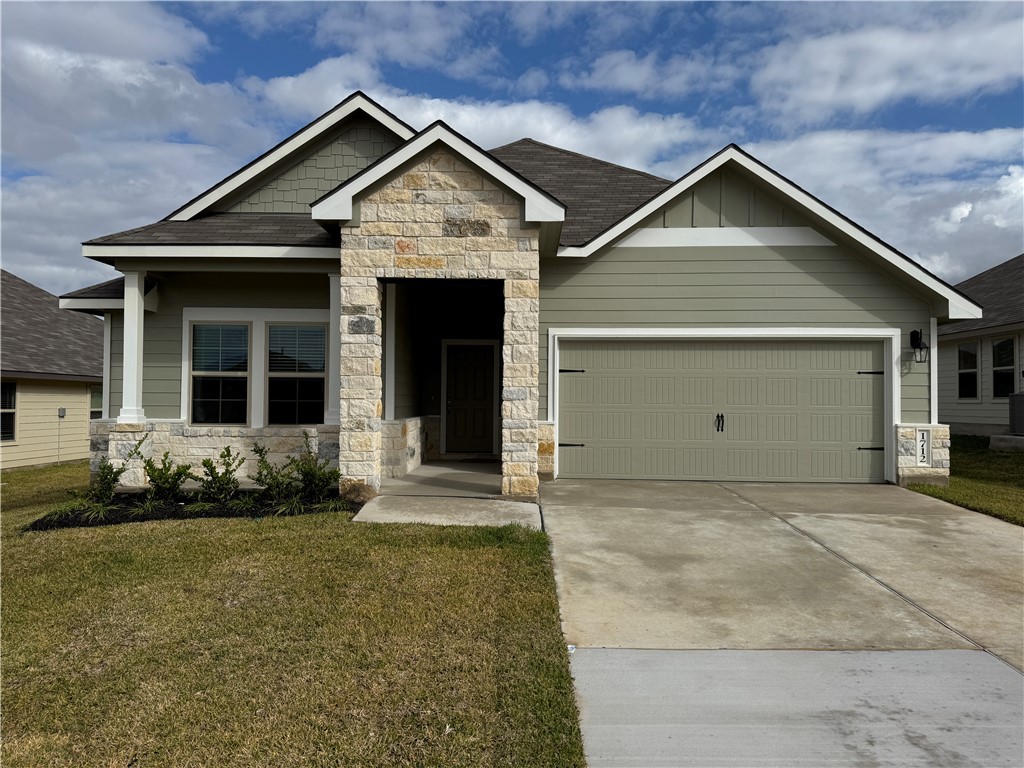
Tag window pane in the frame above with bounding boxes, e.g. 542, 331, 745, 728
269, 326, 325, 373
993, 339, 1015, 369
192, 376, 247, 424
958, 372, 978, 399
193, 325, 248, 372
0, 412, 13, 441
1, 382, 15, 410
957, 343, 977, 371
268, 377, 324, 425
90, 385, 103, 411
993, 370, 1015, 398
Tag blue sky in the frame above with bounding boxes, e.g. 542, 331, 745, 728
2, 1, 1022, 294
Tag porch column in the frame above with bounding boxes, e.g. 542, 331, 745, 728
117, 270, 146, 423
325, 272, 341, 425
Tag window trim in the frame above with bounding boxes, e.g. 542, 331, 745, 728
956, 340, 980, 401
180, 308, 331, 428
188, 321, 253, 427
265, 322, 328, 426
89, 384, 104, 420
1, 381, 16, 443
991, 336, 1016, 399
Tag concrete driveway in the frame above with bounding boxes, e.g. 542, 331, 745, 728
541, 480, 1024, 767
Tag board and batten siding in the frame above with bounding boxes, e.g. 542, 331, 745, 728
539, 242, 933, 422
937, 331, 1021, 433
0, 379, 93, 468
108, 273, 331, 419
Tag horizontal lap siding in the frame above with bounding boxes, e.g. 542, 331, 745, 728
937, 334, 1019, 428
0, 380, 92, 468
539, 243, 932, 423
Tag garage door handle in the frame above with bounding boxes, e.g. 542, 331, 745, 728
715, 413, 724, 432
857, 446, 884, 451
559, 443, 585, 448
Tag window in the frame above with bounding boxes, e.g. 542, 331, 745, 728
267, 325, 326, 424
993, 338, 1016, 398
89, 384, 103, 420
191, 324, 249, 424
957, 342, 979, 399
1, 382, 15, 441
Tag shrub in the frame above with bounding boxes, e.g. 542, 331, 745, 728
88, 436, 146, 504
143, 452, 196, 501
197, 446, 245, 505
289, 432, 340, 503
251, 442, 297, 503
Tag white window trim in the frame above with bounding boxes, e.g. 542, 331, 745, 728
546, 327, 901, 484
440, 339, 501, 455
1, 381, 16, 444
181, 308, 331, 428
265, 322, 329, 427
991, 336, 1017, 399
956, 340, 980, 402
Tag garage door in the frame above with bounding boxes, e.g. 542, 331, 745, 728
557, 340, 885, 482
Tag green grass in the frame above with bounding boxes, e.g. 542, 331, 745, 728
909, 434, 1024, 526
1, 463, 585, 767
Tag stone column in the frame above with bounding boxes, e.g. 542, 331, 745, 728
118, 270, 146, 423
501, 278, 540, 496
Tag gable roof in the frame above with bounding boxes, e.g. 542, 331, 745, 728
311, 121, 565, 225
1, 270, 103, 381
84, 213, 337, 247
167, 92, 416, 222
939, 254, 1024, 336
489, 138, 671, 247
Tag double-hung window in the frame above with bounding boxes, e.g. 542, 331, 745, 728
992, 338, 1016, 398
1, 382, 15, 441
89, 384, 103, 420
267, 325, 326, 425
957, 342, 979, 400
191, 324, 249, 425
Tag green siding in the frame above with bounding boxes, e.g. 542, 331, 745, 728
539, 242, 933, 423
650, 169, 810, 229
227, 119, 401, 213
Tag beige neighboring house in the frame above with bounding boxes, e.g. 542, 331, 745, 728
61, 92, 982, 491
1, 270, 103, 469
938, 254, 1023, 435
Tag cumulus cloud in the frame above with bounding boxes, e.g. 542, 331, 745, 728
559, 49, 739, 100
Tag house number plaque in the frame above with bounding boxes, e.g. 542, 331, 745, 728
916, 429, 931, 466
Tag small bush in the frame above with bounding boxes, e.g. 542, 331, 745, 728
198, 447, 245, 505
251, 442, 297, 503
289, 432, 340, 503
28, 499, 113, 531
143, 452, 195, 501
88, 436, 146, 504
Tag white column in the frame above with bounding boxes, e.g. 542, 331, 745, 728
102, 313, 111, 419
325, 273, 341, 425
930, 317, 938, 424
118, 271, 146, 423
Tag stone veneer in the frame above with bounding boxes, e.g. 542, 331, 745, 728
381, 417, 426, 478
537, 421, 555, 479
91, 421, 339, 488
895, 423, 950, 487
338, 149, 541, 496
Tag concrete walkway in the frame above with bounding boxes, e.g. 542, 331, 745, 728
542, 479, 1024, 767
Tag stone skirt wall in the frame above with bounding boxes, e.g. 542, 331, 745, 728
896, 423, 950, 487
90, 420, 340, 488
381, 417, 425, 478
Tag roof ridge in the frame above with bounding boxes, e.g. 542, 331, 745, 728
490, 137, 670, 183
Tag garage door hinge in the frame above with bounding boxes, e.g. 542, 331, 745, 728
559, 443, 586, 448
856, 370, 885, 375
857, 446, 885, 451
559, 368, 586, 373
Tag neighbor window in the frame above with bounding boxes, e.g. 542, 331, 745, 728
267, 325, 326, 425
191, 324, 249, 424
957, 342, 979, 399
992, 338, 1016, 398
1, 382, 15, 441
89, 384, 103, 420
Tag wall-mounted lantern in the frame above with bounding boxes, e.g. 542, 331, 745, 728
910, 329, 929, 364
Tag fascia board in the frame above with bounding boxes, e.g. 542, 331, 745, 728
169, 97, 415, 222
312, 124, 565, 223
60, 298, 123, 311
83, 245, 339, 260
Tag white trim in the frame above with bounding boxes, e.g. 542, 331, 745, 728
326, 275, 341, 425
83, 245, 338, 260
547, 326, 900, 484
312, 123, 565, 224
440, 339, 501, 455
102, 313, 111, 419
612, 227, 835, 249
61, 298, 122, 311
556, 146, 981, 321
170, 94, 415, 221
180, 308, 330, 428
929, 317, 938, 424
118, 271, 146, 423
384, 283, 396, 420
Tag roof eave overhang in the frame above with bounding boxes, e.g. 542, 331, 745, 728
60, 286, 160, 313
0, 370, 102, 383
556, 146, 982, 321
82, 244, 340, 266
310, 122, 566, 226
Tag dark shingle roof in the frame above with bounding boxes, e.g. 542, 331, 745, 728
61, 277, 157, 301
488, 138, 671, 247
939, 254, 1024, 336
84, 213, 338, 247
1, 271, 103, 380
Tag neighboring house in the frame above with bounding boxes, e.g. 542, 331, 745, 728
937, 254, 1023, 435
61, 92, 981, 492
1, 270, 103, 469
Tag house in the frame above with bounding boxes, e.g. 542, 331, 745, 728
937, 254, 1023, 436
1, 270, 103, 469
61, 92, 981, 492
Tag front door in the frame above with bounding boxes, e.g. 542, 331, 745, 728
445, 343, 495, 453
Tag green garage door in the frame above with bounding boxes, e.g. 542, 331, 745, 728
557, 340, 885, 482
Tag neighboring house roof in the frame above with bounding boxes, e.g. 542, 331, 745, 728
1, 270, 103, 381
939, 253, 1024, 336
83, 213, 337, 247
489, 138, 671, 247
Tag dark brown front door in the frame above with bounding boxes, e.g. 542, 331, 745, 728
445, 344, 495, 453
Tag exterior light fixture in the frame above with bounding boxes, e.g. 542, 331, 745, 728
910, 329, 929, 364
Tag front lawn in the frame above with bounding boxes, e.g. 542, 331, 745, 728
909, 434, 1024, 526
1, 462, 585, 767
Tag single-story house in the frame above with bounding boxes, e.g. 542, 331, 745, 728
937, 253, 1023, 436
62, 91, 981, 493
1, 270, 103, 469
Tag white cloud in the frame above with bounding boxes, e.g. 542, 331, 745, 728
559, 48, 740, 100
